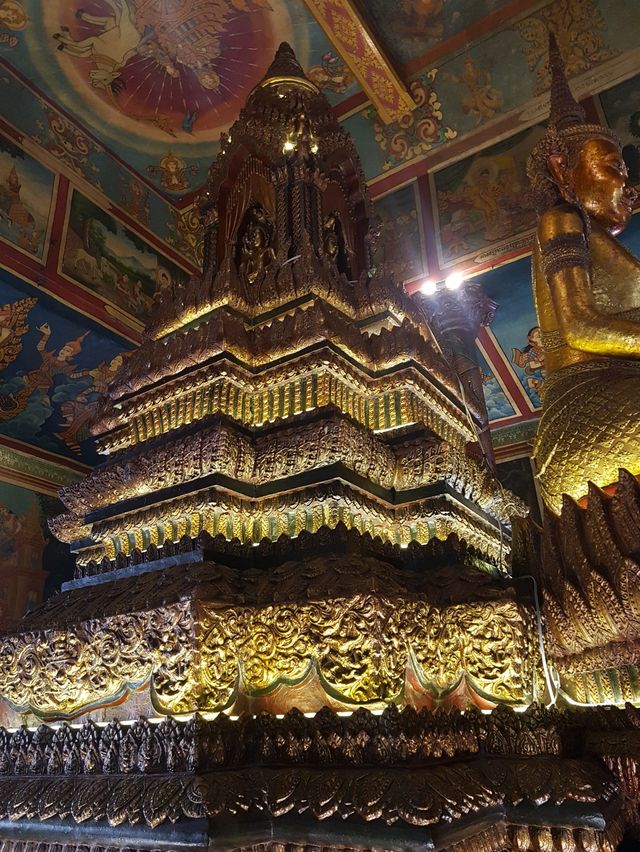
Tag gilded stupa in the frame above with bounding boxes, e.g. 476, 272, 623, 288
0, 42, 639, 852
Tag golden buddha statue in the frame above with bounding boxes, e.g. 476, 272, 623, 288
527, 34, 640, 514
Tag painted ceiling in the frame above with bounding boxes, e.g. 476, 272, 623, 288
1, 0, 640, 528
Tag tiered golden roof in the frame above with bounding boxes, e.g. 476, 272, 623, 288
47, 44, 523, 578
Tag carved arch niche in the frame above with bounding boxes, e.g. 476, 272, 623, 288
321, 161, 369, 279
215, 151, 276, 274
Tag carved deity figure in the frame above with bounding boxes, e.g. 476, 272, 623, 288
322, 211, 351, 277
527, 34, 640, 514
322, 212, 340, 261
238, 204, 276, 284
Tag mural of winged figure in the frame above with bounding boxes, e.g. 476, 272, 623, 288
52, 0, 274, 131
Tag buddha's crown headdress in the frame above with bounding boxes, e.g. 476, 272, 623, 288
527, 31, 620, 211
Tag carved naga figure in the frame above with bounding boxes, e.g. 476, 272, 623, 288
527, 33, 640, 514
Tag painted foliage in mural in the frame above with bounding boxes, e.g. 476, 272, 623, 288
477, 256, 544, 410
0, 134, 55, 260
61, 189, 188, 322
0, 481, 47, 629
433, 125, 543, 266
0, 268, 130, 462
373, 182, 424, 283
512, 0, 619, 96
358, 70, 456, 174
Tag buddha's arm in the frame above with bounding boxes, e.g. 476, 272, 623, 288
539, 208, 640, 357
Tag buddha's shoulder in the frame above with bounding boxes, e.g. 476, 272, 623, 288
537, 204, 585, 242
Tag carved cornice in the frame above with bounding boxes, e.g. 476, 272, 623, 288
24, 541, 518, 623
52, 479, 512, 567
106, 301, 456, 405
0, 706, 635, 847
93, 354, 475, 455
61, 415, 525, 526
75, 524, 496, 581
0, 706, 570, 776
0, 759, 615, 828
0, 846, 157, 852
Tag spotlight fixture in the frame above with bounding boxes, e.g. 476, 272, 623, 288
421, 279, 437, 295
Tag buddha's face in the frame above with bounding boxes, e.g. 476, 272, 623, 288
570, 138, 635, 233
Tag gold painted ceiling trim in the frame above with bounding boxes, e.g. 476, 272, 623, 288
0, 441, 84, 495
302, 0, 416, 123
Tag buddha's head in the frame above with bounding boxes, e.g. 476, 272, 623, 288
527, 32, 637, 233
546, 136, 635, 234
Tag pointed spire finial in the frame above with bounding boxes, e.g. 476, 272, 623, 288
259, 42, 319, 93
548, 30, 586, 131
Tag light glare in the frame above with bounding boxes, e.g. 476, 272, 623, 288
445, 271, 464, 290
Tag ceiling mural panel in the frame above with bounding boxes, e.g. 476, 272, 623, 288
0, 133, 56, 262
60, 187, 190, 329
599, 72, 640, 185
0, 68, 200, 266
434, 30, 532, 137
432, 0, 638, 135
304, 47, 358, 104
363, 0, 511, 67
0, 267, 131, 465
372, 180, 425, 284
476, 350, 515, 423
358, 0, 639, 183
0, 0, 638, 198
431, 125, 544, 269
5, 0, 358, 196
